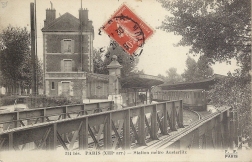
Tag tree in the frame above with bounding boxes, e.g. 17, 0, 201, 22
158, 0, 251, 77
93, 48, 107, 74
182, 56, 214, 81
209, 71, 251, 144
0, 26, 30, 93
94, 40, 139, 77
19, 55, 43, 93
158, 67, 183, 83
158, 0, 251, 145
0, 71, 6, 87
166, 67, 183, 83
182, 56, 198, 81
157, 74, 165, 81
0, 25, 42, 94
196, 56, 214, 79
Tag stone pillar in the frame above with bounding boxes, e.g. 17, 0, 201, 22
107, 55, 122, 109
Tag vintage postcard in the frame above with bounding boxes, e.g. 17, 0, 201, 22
0, 0, 251, 161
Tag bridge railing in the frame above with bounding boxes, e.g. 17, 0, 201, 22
0, 100, 183, 151
0, 101, 114, 132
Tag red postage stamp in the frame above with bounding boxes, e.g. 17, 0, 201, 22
102, 4, 154, 55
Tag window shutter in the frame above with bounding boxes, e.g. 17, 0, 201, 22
71, 40, 75, 54
72, 60, 75, 71
70, 82, 74, 96
61, 60, 64, 72
45, 80, 49, 96
58, 82, 62, 96
61, 40, 64, 54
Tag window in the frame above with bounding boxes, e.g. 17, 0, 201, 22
58, 81, 73, 96
64, 60, 72, 72
61, 39, 74, 54
62, 82, 70, 96
51, 82, 55, 90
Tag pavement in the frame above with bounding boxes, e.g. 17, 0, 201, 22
83, 99, 108, 103
0, 103, 28, 113
0, 99, 110, 113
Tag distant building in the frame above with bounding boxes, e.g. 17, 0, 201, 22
41, 6, 108, 100
156, 74, 226, 91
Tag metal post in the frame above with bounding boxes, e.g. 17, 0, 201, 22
123, 109, 131, 149
179, 100, 184, 128
134, 89, 137, 106
230, 110, 235, 149
145, 89, 148, 104
46, 124, 57, 150
79, 118, 88, 149
14, 112, 19, 128
162, 103, 168, 135
216, 115, 222, 148
225, 110, 229, 148
8, 132, 13, 150
192, 129, 199, 149
171, 101, 177, 131
104, 113, 112, 149
81, 104, 85, 115
138, 107, 147, 145
150, 105, 158, 140
42, 109, 46, 123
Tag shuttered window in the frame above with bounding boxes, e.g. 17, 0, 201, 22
61, 59, 75, 72
62, 82, 70, 96
64, 60, 72, 72
61, 39, 75, 54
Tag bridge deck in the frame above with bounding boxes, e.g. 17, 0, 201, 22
53, 108, 200, 151
135, 105, 230, 149
0, 101, 232, 151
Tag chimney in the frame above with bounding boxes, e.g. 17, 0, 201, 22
79, 8, 88, 28
44, 3, 56, 27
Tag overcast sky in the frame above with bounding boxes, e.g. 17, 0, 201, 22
0, 0, 238, 76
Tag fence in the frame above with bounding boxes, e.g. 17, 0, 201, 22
0, 101, 114, 132
0, 100, 183, 151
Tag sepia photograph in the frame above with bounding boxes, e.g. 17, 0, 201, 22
0, 0, 251, 161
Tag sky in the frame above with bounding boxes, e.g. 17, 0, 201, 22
0, 0, 238, 76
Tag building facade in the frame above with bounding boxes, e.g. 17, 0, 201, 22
42, 7, 109, 100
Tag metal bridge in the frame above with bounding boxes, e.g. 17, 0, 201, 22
0, 100, 236, 151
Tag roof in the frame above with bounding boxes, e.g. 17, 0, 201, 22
120, 74, 164, 89
159, 74, 226, 90
41, 12, 93, 32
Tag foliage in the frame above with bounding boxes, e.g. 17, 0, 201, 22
0, 71, 6, 86
19, 56, 43, 89
26, 95, 78, 108
93, 48, 107, 74
0, 25, 43, 93
93, 40, 139, 77
196, 56, 214, 78
209, 70, 251, 139
0, 96, 17, 106
182, 56, 197, 81
182, 56, 214, 81
158, 0, 251, 141
158, 0, 251, 76
158, 67, 183, 83
0, 26, 30, 89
